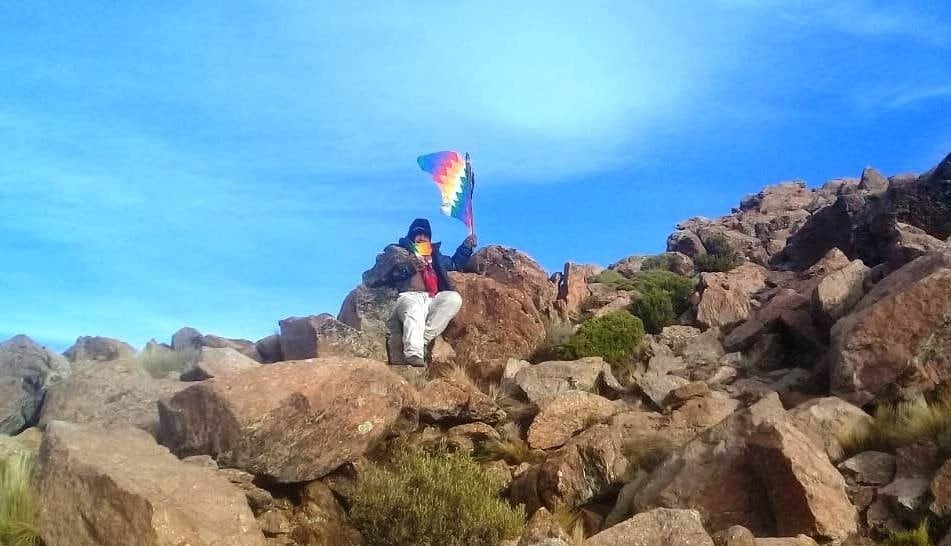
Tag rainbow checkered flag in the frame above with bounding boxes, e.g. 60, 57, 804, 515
416, 151, 475, 234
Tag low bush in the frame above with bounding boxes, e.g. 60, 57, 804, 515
564, 312, 644, 365
137, 345, 196, 379
632, 289, 674, 335
0, 451, 39, 546
349, 445, 525, 546
694, 234, 743, 272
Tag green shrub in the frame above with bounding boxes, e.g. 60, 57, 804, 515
627, 271, 694, 316
565, 312, 644, 365
349, 446, 525, 546
838, 398, 951, 457
590, 269, 634, 289
0, 451, 39, 546
137, 345, 196, 379
640, 254, 675, 272
694, 234, 743, 272
632, 290, 674, 335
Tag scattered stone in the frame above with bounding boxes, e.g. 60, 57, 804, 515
712, 526, 756, 546
787, 397, 872, 462
634, 372, 690, 409
878, 478, 930, 523
201, 335, 263, 362
658, 325, 702, 355
517, 507, 572, 546
930, 459, 951, 516
663, 381, 710, 409
527, 391, 622, 450
584, 508, 714, 546
513, 358, 611, 404
838, 452, 896, 486
682, 327, 726, 366
417, 378, 504, 425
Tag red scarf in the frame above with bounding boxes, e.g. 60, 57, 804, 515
420, 262, 439, 296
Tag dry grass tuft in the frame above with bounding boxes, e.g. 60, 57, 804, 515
0, 451, 39, 546
838, 398, 951, 457
621, 432, 677, 473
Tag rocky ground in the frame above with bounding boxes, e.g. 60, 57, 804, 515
2, 151, 950, 546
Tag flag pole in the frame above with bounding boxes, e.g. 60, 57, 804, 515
465, 152, 475, 236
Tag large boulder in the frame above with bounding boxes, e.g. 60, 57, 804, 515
465, 245, 556, 315
171, 326, 203, 350
34, 421, 266, 546
278, 314, 378, 361
584, 508, 713, 546
747, 420, 857, 540
63, 336, 136, 363
337, 284, 400, 361
181, 347, 261, 381
626, 394, 856, 540
158, 357, 417, 482
668, 229, 707, 258
443, 272, 546, 364
829, 252, 951, 403
39, 359, 187, 437
696, 263, 769, 330
0, 335, 70, 434
255, 334, 284, 364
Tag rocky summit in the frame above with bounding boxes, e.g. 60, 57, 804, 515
4, 151, 951, 545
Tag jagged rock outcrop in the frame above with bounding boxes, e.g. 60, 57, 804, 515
35, 421, 266, 546
0, 335, 71, 435
828, 250, 951, 403
158, 357, 416, 482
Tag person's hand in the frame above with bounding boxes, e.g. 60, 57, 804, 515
410, 254, 426, 271
463, 234, 478, 249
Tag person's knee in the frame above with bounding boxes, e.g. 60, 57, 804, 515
443, 291, 462, 313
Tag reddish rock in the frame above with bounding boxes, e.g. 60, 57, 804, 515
829, 258, 951, 403
668, 229, 707, 258
202, 335, 263, 362
555, 262, 602, 317
748, 420, 857, 541
443, 272, 546, 364
513, 358, 612, 404
787, 397, 872, 462
697, 263, 769, 330
255, 335, 284, 364
417, 378, 504, 425
0, 335, 71, 435
158, 358, 417, 482
465, 245, 556, 315
527, 391, 622, 450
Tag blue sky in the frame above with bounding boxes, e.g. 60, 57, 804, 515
2, 1, 950, 351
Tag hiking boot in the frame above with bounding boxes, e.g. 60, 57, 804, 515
405, 355, 426, 368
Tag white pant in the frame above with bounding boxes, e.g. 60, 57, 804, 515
392, 291, 462, 359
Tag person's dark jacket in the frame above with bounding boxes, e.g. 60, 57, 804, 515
364, 218, 473, 293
